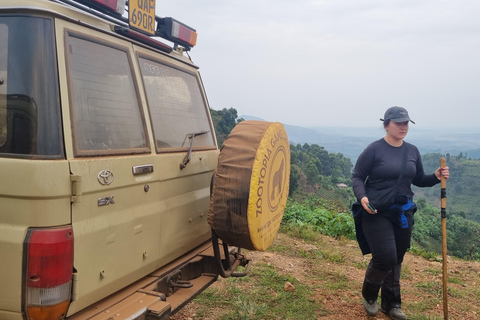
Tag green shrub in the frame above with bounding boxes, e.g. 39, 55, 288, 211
282, 196, 355, 240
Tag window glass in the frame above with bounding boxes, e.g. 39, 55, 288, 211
0, 16, 62, 158
0, 24, 7, 147
138, 56, 215, 150
67, 34, 148, 155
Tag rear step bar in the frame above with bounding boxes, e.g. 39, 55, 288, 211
68, 240, 250, 320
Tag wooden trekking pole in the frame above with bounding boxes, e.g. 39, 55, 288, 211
440, 157, 448, 319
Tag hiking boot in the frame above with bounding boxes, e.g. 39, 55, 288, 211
386, 307, 407, 320
363, 299, 378, 316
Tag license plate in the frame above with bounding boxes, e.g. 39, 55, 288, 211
129, 0, 156, 35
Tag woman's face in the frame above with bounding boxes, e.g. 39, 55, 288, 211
386, 120, 409, 141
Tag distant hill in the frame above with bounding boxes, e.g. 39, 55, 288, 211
414, 155, 480, 222
240, 115, 480, 162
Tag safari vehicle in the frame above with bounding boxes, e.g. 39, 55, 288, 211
0, 0, 290, 319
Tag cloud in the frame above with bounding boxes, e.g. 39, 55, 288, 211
157, 0, 480, 129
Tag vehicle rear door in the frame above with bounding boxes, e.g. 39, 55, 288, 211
56, 19, 218, 315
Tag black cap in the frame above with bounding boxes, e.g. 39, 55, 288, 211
380, 106, 415, 124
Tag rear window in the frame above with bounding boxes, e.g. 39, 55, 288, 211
0, 24, 6, 148
0, 16, 63, 158
66, 32, 149, 156
138, 55, 215, 151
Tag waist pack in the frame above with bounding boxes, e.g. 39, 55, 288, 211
389, 198, 415, 228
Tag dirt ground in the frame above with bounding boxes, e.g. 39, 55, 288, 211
171, 233, 480, 320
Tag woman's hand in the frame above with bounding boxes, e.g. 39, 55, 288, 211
361, 196, 377, 214
435, 166, 450, 180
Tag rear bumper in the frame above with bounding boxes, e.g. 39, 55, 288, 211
68, 240, 219, 320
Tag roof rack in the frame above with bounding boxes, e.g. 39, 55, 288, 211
53, 0, 197, 51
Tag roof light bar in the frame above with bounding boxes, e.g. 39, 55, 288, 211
64, 1, 198, 51
171, 19, 197, 47
156, 17, 197, 49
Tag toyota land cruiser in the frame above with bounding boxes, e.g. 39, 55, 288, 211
0, 1, 289, 319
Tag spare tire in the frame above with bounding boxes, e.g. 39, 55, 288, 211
208, 120, 290, 251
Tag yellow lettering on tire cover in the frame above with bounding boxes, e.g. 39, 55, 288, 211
208, 121, 290, 251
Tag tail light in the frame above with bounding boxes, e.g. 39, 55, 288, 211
169, 18, 197, 47
23, 226, 74, 320
156, 18, 198, 49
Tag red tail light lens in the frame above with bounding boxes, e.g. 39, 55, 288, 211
170, 19, 197, 47
24, 226, 74, 320
156, 18, 198, 49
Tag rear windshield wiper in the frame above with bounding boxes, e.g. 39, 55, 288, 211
180, 130, 210, 169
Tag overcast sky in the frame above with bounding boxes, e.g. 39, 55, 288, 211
156, 0, 480, 130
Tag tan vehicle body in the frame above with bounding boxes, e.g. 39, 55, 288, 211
0, 1, 226, 319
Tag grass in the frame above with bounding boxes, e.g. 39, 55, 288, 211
415, 281, 443, 295
408, 244, 441, 261
192, 263, 317, 320
171, 228, 480, 320
279, 223, 322, 243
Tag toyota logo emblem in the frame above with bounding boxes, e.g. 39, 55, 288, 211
97, 170, 114, 185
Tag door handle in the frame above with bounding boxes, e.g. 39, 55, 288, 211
132, 164, 154, 175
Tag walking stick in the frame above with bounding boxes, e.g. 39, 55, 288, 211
440, 157, 448, 319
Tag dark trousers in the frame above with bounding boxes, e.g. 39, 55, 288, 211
361, 208, 414, 311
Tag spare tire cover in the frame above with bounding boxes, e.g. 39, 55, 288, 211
208, 120, 290, 251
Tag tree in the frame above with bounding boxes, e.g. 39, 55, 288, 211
290, 145, 298, 165
210, 108, 244, 147
291, 143, 353, 190
305, 160, 320, 185
289, 165, 300, 196
416, 198, 427, 210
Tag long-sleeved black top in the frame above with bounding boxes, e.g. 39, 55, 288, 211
352, 138, 439, 203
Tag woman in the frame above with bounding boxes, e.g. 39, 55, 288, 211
351, 106, 449, 320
